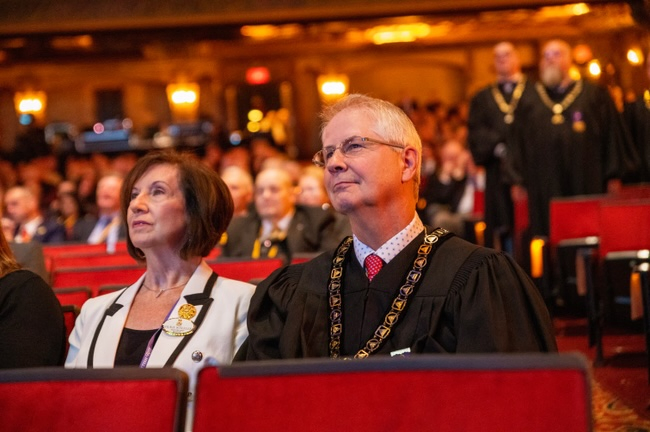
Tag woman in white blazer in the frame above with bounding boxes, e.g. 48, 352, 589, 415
66, 151, 255, 429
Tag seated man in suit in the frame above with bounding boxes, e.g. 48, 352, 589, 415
71, 173, 126, 245
3, 186, 65, 244
221, 167, 350, 263
220, 165, 254, 218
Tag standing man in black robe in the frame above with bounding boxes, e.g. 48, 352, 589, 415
510, 39, 639, 237
623, 51, 650, 183
468, 42, 534, 253
237, 94, 556, 361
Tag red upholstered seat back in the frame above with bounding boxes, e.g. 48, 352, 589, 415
194, 354, 591, 432
598, 200, 650, 257
207, 258, 284, 283
549, 195, 605, 246
54, 286, 92, 308
52, 265, 145, 295
0, 368, 188, 432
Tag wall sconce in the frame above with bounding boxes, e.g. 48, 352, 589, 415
14, 91, 47, 121
166, 83, 199, 122
317, 74, 349, 103
627, 47, 643, 66
587, 59, 601, 77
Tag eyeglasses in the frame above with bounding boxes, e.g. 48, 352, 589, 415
312, 136, 404, 167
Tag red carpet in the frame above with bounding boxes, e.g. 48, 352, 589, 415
555, 317, 650, 431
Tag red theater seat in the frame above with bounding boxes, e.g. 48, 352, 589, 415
54, 286, 92, 308
52, 265, 145, 296
194, 353, 591, 432
207, 258, 284, 283
0, 367, 188, 432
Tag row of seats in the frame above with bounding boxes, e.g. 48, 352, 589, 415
0, 353, 591, 432
49, 257, 286, 306
532, 189, 650, 375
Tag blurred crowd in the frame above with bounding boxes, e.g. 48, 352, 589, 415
1, 39, 649, 267
0, 94, 480, 252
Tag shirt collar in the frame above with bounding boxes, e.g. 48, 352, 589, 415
354, 213, 425, 267
261, 209, 295, 240
23, 216, 44, 237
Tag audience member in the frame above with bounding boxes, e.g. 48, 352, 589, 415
297, 165, 330, 208
221, 166, 349, 263
220, 165, 254, 218
420, 139, 481, 237
66, 151, 255, 430
3, 185, 65, 243
0, 229, 65, 368
468, 41, 532, 251
510, 39, 639, 237
237, 94, 556, 360
219, 146, 252, 173
56, 191, 90, 242
72, 173, 126, 244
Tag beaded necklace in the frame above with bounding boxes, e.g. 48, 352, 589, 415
535, 80, 583, 125
491, 77, 527, 124
327, 227, 450, 359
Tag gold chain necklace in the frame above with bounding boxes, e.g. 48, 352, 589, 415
328, 227, 449, 359
142, 279, 190, 298
491, 77, 527, 124
644, 90, 650, 110
535, 80, 583, 125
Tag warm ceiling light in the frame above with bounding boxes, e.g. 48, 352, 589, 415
51, 34, 93, 50
365, 23, 432, 45
627, 48, 643, 65
539, 3, 590, 18
241, 24, 302, 40
571, 3, 591, 15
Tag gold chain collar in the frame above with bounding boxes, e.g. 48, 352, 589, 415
535, 80, 584, 124
328, 227, 449, 359
491, 77, 527, 124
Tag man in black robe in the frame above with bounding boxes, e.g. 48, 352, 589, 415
468, 41, 535, 252
236, 94, 556, 360
510, 39, 639, 237
623, 51, 650, 183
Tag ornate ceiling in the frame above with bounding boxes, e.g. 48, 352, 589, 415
0, 1, 646, 64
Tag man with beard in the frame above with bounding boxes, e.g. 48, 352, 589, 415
510, 39, 638, 238
623, 51, 650, 183
468, 42, 534, 251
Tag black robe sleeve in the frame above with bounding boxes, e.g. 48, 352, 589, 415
436, 248, 558, 352
0, 270, 66, 368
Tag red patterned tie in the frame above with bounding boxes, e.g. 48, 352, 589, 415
364, 254, 384, 281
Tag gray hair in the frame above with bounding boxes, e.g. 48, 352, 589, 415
320, 94, 422, 198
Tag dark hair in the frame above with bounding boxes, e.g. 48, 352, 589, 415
120, 150, 234, 261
